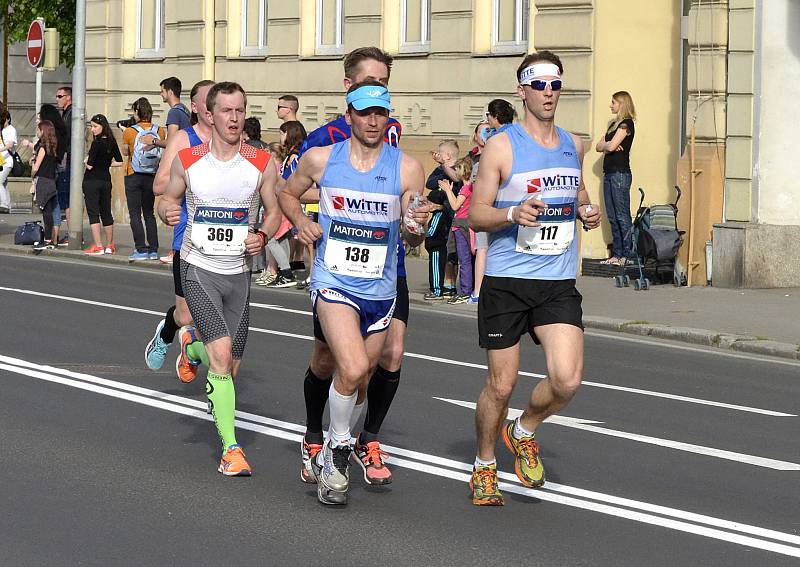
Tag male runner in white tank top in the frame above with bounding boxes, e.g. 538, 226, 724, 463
158, 82, 282, 476
469, 51, 601, 505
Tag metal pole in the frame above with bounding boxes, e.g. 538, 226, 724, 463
67, 0, 86, 250
35, 67, 42, 114
34, 18, 44, 116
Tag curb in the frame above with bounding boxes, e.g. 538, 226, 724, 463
3, 243, 798, 361
407, 295, 799, 361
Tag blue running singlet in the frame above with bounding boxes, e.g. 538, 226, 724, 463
172, 125, 204, 251
311, 140, 403, 301
486, 123, 582, 280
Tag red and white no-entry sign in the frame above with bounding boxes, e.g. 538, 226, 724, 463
27, 20, 45, 68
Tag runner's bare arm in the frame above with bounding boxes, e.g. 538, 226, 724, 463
278, 146, 329, 245
258, 160, 282, 240
399, 153, 427, 248
157, 156, 187, 226
153, 130, 189, 196
469, 134, 542, 231
570, 134, 600, 229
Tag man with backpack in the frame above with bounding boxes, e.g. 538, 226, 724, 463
122, 97, 164, 261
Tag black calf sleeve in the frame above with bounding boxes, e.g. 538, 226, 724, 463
304, 367, 333, 441
160, 305, 179, 344
361, 365, 401, 441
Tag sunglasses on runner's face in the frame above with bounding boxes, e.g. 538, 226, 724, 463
525, 79, 562, 91
277, 105, 290, 110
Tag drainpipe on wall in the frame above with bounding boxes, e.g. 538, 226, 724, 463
204, 0, 215, 80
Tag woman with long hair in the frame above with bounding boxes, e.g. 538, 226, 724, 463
30, 120, 60, 249
279, 120, 311, 287
39, 104, 70, 239
596, 90, 636, 265
83, 114, 123, 255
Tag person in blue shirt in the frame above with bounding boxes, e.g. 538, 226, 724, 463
468, 51, 601, 506
280, 81, 427, 505
283, 48, 419, 492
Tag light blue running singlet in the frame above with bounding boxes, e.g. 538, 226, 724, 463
172, 126, 204, 251
311, 140, 403, 301
486, 123, 582, 280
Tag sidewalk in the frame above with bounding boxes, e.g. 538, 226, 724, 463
2, 211, 798, 360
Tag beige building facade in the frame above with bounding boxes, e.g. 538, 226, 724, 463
80, 0, 798, 287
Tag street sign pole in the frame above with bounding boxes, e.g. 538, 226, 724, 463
68, 0, 86, 250
27, 19, 45, 114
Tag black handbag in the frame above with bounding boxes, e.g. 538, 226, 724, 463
14, 220, 44, 245
10, 151, 24, 177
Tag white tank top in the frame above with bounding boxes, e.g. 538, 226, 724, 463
179, 141, 270, 275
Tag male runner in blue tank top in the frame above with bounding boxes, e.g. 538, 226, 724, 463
280, 81, 427, 505
144, 80, 215, 381
469, 51, 601, 506
284, 47, 413, 488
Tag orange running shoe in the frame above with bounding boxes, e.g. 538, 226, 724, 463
104, 244, 117, 254
175, 326, 200, 383
83, 244, 105, 255
300, 438, 323, 484
470, 464, 504, 506
353, 440, 393, 485
218, 445, 252, 476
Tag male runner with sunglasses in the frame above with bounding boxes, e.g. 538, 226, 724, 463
285, 47, 411, 488
468, 51, 601, 505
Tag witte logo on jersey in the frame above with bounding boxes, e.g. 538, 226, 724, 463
526, 173, 580, 192
323, 187, 400, 223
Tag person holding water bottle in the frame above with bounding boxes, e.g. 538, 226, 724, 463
468, 51, 601, 506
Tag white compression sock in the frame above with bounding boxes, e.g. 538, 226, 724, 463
328, 382, 357, 446
350, 401, 365, 433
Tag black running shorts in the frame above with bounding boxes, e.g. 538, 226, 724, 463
173, 251, 184, 298
392, 276, 409, 325
478, 276, 583, 350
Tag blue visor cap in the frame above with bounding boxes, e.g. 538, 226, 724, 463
346, 85, 393, 112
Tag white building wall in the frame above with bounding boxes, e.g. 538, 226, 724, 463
755, 0, 800, 225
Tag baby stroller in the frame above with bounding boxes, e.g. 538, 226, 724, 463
614, 186, 687, 290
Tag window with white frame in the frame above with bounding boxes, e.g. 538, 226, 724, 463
242, 0, 269, 56
492, 0, 529, 53
136, 0, 165, 58
401, 0, 431, 53
316, 0, 344, 55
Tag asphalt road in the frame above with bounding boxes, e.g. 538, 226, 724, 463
1, 253, 798, 566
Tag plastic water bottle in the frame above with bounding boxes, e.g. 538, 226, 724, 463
404, 195, 425, 235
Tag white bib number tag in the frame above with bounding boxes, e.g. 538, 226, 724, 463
515, 201, 576, 256
191, 206, 250, 256
324, 220, 389, 279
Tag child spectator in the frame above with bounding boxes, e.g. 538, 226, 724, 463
83, 114, 123, 255
440, 157, 474, 304
30, 120, 59, 250
426, 139, 461, 296
424, 188, 450, 300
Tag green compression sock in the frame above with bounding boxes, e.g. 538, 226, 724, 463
187, 340, 209, 366
206, 371, 237, 450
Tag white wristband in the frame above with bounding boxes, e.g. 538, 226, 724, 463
507, 206, 516, 224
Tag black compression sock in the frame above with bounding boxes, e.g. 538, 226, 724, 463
304, 367, 333, 441
290, 261, 306, 271
160, 305, 179, 344
361, 366, 401, 442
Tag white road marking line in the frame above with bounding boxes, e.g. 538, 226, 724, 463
5, 253, 800, 367
1, 356, 799, 558
434, 397, 800, 471
0, 285, 795, 418
432, 397, 603, 425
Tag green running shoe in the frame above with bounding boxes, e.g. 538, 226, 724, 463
502, 421, 546, 488
470, 464, 504, 506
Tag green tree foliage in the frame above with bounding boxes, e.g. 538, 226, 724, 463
1, 0, 76, 68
